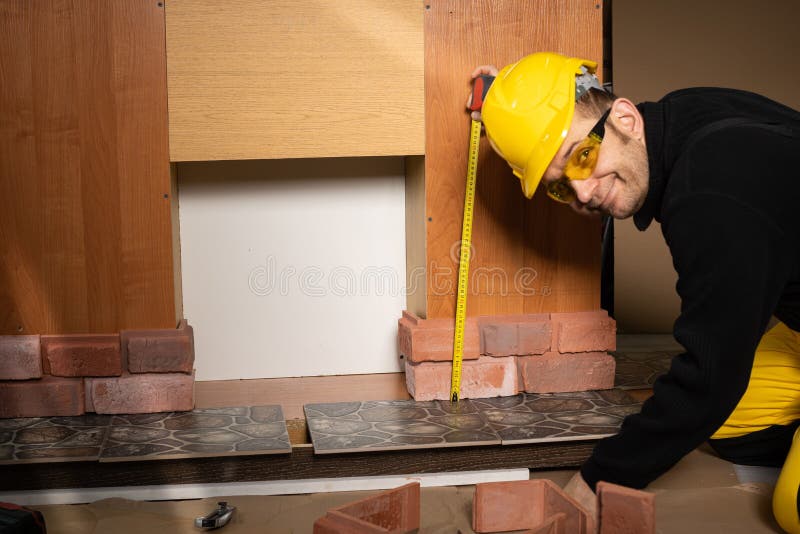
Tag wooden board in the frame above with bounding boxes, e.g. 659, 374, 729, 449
0, 1, 176, 334
170, 163, 184, 324
0, 441, 594, 492
423, 0, 603, 319
165, 0, 425, 161
405, 155, 427, 317
195, 373, 411, 420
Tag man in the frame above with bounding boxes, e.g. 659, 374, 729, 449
473, 52, 800, 532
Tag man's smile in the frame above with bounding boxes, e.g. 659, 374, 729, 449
598, 176, 619, 212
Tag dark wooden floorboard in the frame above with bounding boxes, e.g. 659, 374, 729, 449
0, 441, 595, 492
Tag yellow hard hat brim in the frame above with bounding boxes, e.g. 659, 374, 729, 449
518, 115, 571, 200
482, 53, 597, 200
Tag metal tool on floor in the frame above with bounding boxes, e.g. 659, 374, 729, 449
451, 74, 493, 403
0, 502, 46, 534
195, 501, 235, 529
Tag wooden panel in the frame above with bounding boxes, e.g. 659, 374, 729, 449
404, 156, 427, 317
0, 0, 175, 334
165, 0, 424, 161
170, 163, 184, 324
196, 373, 410, 420
424, 0, 603, 319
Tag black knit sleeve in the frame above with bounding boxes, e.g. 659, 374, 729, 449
582, 193, 793, 490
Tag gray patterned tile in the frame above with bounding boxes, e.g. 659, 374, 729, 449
613, 351, 676, 389
305, 399, 500, 454
99, 405, 291, 462
0, 415, 111, 464
472, 390, 641, 445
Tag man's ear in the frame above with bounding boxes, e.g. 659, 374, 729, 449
608, 98, 644, 141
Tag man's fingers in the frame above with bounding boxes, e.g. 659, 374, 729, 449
468, 64, 498, 118
471, 65, 499, 78
470, 66, 486, 78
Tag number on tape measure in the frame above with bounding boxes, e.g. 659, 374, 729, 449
451, 119, 482, 403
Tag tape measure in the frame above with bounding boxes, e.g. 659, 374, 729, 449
450, 117, 482, 403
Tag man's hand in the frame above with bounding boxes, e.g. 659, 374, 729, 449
563, 471, 598, 532
467, 65, 499, 120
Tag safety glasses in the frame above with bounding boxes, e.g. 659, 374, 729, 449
546, 109, 610, 204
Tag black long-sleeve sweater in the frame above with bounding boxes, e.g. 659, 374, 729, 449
581, 88, 800, 490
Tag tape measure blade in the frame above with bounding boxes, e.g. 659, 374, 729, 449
450, 119, 481, 402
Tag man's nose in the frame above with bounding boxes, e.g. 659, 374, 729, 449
570, 178, 597, 204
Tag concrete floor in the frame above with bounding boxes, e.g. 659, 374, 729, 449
32, 445, 783, 533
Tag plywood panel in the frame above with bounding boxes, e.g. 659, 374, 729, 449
404, 155, 427, 317
165, 0, 424, 162
0, 0, 175, 334
171, 163, 184, 324
424, 0, 602, 319
112, 1, 176, 329
195, 373, 410, 420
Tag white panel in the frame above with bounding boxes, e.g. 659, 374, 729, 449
178, 158, 406, 380
0, 469, 530, 505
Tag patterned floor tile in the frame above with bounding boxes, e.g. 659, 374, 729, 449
99, 405, 291, 462
304, 399, 501, 454
471, 389, 642, 445
0, 415, 111, 464
613, 351, 677, 389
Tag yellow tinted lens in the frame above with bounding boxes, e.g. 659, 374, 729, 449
546, 178, 576, 203
564, 136, 601, 181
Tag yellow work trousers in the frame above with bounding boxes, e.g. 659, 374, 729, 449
708, 322, 800, 533
712, 322, 800, 440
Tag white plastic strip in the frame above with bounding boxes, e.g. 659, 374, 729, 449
0, 468, 529, 506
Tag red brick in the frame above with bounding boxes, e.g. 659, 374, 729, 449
89, 372, 195, 414
0, 376, 84, 417
340, 482, 420, 532
84, 378, 95, 412
398, 311, 479, 363
314, 482, 419, 533
401, 310, 419, 325
404, 356, 518, 401
518, 352, 615, 393
41, 334, 121, 377
541, 479, 594, 534
473, 480, 592, 533
479, 314, 551, 356
123, 319, 194, 374
525, 513, 565, 534
597, 481, 655, 534
0, 335, 42, 380
551, 310, 616, 353
473, 479, 542, 531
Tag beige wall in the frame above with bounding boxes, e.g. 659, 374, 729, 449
613, 0, 800, 333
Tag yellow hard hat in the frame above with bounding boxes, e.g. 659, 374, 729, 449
482, 52, 599, 199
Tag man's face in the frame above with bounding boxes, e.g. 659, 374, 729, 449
540, 98, 649, 219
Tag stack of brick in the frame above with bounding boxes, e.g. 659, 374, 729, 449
398, 310, 616, 401
0, 320, 195, 418
472, 479, 655, 534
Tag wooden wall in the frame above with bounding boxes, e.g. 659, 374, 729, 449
0, 1, 176, 334
165, 0, 425, 161
0, 0, 603, 338
420, 0, 603, 319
